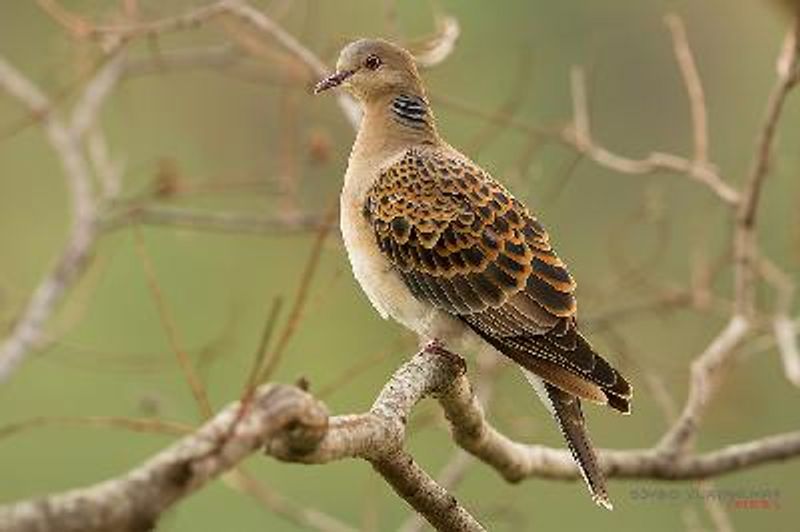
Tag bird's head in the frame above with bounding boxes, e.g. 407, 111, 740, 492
314, 39, 424, 102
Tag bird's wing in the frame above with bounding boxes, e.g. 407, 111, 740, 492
365, 148, 631, 410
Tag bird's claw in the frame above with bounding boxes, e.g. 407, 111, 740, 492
421, 338, 466, 374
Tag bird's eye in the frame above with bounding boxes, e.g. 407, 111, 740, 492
364, 54, 382, 70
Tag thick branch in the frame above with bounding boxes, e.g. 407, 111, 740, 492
433, 349, 800, 481
372, 450, 483, 532
0, 384, 328, 532
271, 349, 800, 491
2, 349, 799, 531
266, 350, 485, 531
448, 431, 800, 482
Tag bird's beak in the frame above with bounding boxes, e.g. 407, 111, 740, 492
314, 69, 355, 94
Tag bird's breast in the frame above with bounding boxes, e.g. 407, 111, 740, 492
340, 169, 434, 336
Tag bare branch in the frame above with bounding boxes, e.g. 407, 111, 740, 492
399, 352, 501, 532
133, 228, 214, 419
106, 204, 327, 234
219, 0, 361, 128
372, 449, 484, 532
0, 384, 329, 532
775, 315, 800, 387
86, 125, 124, 199
51, 1, 231, 40
664, 14, 709, 165
37, 0, 361, 128
275, 349, 800, 485
565, 66, 739, 205
757, 254, 800, 387
257, 202, 338, 382
0, 56, 98, 383
70, 47, 128, 139
3, 345, 800, 531
408, 15, 460, 68
0, 0, 359, 384
122, 43, 242, 77
226, 469, 357, 532
733, 18, 800, 315
657, 315, 750, 454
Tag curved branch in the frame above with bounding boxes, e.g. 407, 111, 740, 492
0, 56, 100, 383
0, 384, 328, 532
1, 348, 799, 532
564, 66, 739, 206
435, 359, 800, 481
51, 0, 362, 129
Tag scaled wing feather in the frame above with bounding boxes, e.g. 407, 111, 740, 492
364, 148, 632, 409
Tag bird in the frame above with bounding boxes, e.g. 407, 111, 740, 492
314, 38, 632, 510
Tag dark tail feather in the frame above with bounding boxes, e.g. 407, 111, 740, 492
545, 382, 613, 510
606, 391, 631, 414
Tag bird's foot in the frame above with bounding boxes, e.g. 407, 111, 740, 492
421, 337, 446, 353
421, 338, 466, 374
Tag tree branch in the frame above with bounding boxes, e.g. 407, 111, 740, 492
0, 56, 100, 383
733, 17, 800, 316
565, 66, 739, 205
2, 349, 799, 531
0, 384, 329, 532
0, 0, 358, 384
104, 204, 327, 235
664, 14, 709, 165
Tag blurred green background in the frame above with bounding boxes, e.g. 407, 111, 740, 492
1, 1, 798, 530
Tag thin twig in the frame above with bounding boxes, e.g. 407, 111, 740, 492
0, 56, 99, 383
0, 415, 192, 440
774, 315, 800, 387
70, 46, 128, 139
733, 18, 800, 316
657, 315, 750, 455
227, 468, 357, 532
221, 0, 361, 128
257, 200, 338, 382
566, 66, 739, 205
107, 204, 326, 235
0, 384, 330, 532
664, 14, 709, 165
37, 0, 362, 128
132, 227, 214, 419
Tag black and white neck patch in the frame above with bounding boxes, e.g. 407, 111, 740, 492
391, 94, 430, 129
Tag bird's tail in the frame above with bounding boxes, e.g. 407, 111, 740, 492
522, 369, 613, 510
